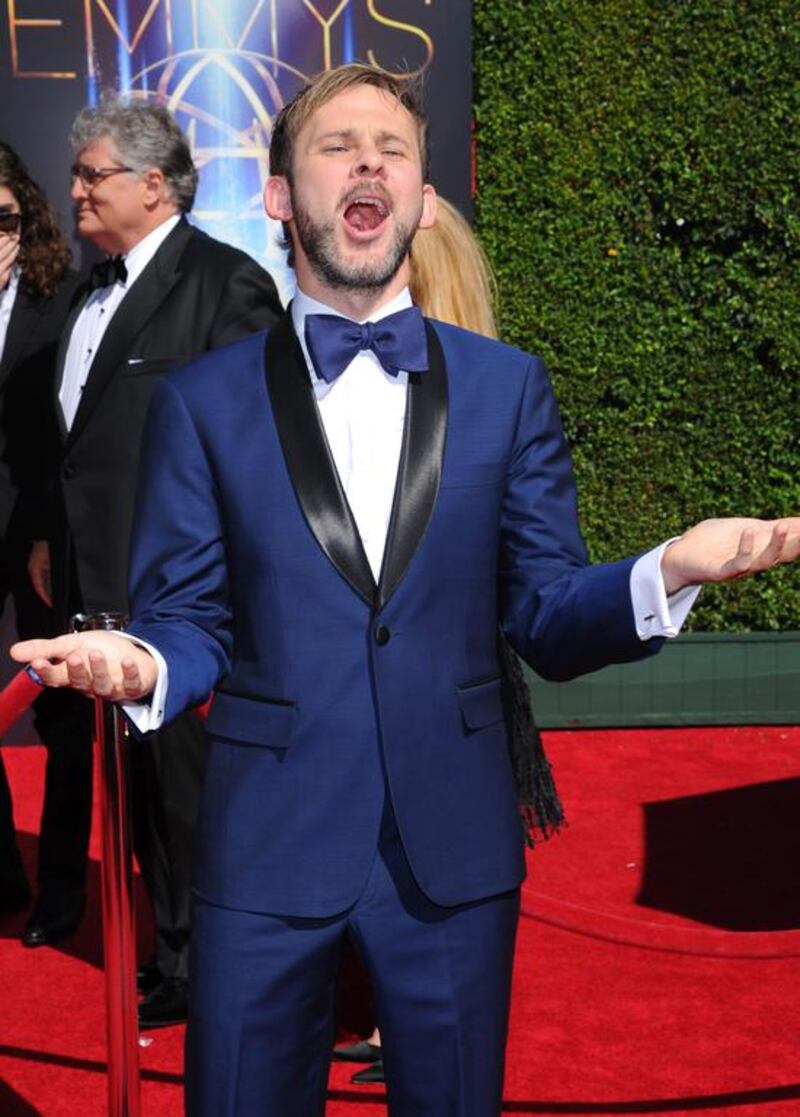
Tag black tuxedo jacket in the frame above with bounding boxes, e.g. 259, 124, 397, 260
0, 273, 81, 544
51, 217, 282, 621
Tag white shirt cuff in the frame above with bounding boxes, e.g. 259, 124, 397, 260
630, 540, 701, 640
115, 632, 168, 731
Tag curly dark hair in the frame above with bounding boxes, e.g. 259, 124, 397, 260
0, 141, 71, 299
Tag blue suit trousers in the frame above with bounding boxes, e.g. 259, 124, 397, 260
185, 804, 520, 1117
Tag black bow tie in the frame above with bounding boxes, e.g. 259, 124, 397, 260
88, 254, 128, 291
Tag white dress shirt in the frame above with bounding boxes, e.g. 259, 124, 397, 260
0, 266, 20, 363
292, 287, 411, 581
125, 286, 699, 730
59, 213, 181, 429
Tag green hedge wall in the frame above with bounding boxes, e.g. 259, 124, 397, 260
473, 0, 799, 630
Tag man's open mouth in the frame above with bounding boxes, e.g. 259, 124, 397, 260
343, 195, 390, 234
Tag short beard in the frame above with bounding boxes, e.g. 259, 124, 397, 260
291, 189, 417, 294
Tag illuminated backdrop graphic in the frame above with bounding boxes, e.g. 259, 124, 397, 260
0, 1, 472, 300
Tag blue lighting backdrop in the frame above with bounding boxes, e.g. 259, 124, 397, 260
0, 1, 473, 300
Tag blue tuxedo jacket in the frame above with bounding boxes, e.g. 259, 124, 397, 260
127, 316, 661, 918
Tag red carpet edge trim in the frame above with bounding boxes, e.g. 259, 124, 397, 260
520, 886, 800, 958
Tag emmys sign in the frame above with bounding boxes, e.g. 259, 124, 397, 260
0, 1, 472, 296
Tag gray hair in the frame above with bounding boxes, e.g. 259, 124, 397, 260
71, 93, 198, 213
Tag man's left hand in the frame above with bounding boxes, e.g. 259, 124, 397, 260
662, 517, 800, 595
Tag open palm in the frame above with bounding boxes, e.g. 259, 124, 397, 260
662, 517, 800, 594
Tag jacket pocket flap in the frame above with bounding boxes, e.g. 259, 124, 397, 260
457, 677, 504, 730
205, 691, 296, 748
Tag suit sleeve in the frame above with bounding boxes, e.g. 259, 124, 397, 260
206, 255, 283, 349
499, 357, 664, 681
126, 377, 233, 723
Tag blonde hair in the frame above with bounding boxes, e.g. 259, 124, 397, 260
410, 197, 498, 338
270, 63, 428, 179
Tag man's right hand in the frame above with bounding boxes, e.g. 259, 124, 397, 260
10, 632, 157, 702
28, 540, 53, 607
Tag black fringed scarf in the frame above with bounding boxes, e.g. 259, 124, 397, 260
498, 634, 565, 848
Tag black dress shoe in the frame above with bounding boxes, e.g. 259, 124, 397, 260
351, 1060, 385, 1085
137, 959, 162, 996
332, 1039, 382, 1063
22, 887, 85, 946
138, 976, 188, 1029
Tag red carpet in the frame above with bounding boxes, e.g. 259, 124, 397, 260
1, 726, 798, 1115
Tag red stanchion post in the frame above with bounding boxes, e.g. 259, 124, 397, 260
74, 612, 141, 1117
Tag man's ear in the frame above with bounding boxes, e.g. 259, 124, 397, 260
418, 184, 437, 230
141, 167, 167, 208
264, 176, 292, 221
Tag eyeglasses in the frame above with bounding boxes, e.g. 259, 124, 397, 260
0, 211, 21, 234
70, 163, 134, 188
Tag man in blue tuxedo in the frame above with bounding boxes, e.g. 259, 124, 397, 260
13, 65, 800, 1117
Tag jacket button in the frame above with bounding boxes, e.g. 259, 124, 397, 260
375, 624, 390, 646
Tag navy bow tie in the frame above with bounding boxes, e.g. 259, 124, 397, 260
304, 306, 428, 384
88, 254, 128, 291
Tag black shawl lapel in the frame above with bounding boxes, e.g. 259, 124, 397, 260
265, 314, 376, 606
64, 218, 192, 449
377, 321, 448, 609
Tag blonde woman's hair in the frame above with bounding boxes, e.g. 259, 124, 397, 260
409, 197, 498, 338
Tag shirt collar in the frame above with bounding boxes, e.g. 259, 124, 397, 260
120, 212, 182, 288
291, 286, 413, 381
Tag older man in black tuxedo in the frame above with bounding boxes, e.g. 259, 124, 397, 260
25, 96, 282, 1025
